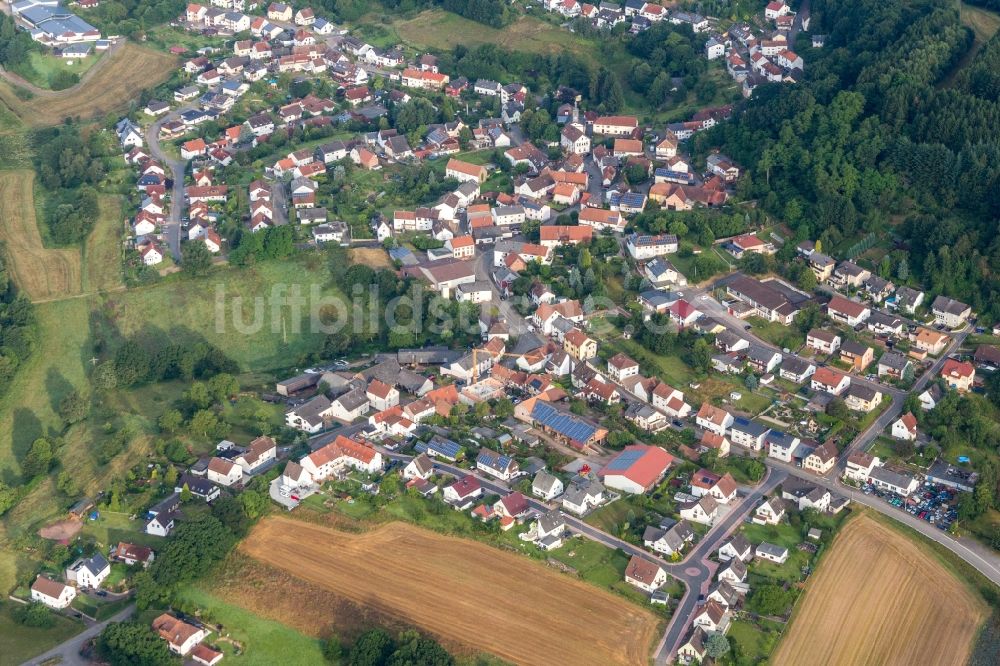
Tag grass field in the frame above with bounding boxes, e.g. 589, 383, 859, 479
0, 43, 177, 127
176, 585, 328, 665
0, 601, 84, 666
0, 170, 84, 301
392, 9, 598, 63
240, 517, 660, 665
15, 51, 103, 91
772, 513, 988, 666
81, 195, 126, 293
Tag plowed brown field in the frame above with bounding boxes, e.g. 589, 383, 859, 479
241, 517, 660, 666
773, 514, 987, 666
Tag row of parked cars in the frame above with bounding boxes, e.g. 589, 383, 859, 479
862, 482, 958, 530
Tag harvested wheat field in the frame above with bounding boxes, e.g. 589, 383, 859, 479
0, 170, 82, 300
0, 43, 176, 126
241, 517, 660, 666
773, 514, 987, 666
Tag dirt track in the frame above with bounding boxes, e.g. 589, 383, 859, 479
241, 517, 660, 666
773, 513, 987, 666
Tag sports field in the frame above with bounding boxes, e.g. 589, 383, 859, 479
773, 514, 988, 666
240, 517, 660, 666
0, 43, 176, 127
0, 170, 83, 300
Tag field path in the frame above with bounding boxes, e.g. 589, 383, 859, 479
772, 513, 987, 666
241, 517, 660, 666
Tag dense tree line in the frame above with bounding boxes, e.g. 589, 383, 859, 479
704, 0, 1000, 320
92, 338, 237, 391
379, 0, 513, 27
0, 13, 37, 69
444, 44, 593, 104
0, 252, 37, 396
78, 0, 185, 39
33, 125, 109, 244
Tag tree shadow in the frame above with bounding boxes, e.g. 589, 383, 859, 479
9, 407, 43, 482
45, 367, 75, 416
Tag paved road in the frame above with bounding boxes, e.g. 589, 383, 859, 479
652, 468, 785, 664
24, 603, 136, 666
145, 111, 191, 260
473, 250, 532, 335
769, 459, 1000, 586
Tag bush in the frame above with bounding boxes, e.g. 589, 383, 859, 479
11, 602, 54, 627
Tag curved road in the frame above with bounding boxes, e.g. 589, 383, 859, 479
145, 111, 190, 260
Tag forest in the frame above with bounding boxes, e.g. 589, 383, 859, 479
702, 0, 1000, 320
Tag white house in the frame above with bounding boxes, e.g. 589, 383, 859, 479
753, 496, 786, 525
31, 576, 76, 609
207, 457, 243, 486
532, 470, 564, 500
891, 413, 918, 441
624, 555, 667, 592
756, 541, 789, 564
65, 553, 111, 589
679, 495, 718, 525
403, 453, 434, 481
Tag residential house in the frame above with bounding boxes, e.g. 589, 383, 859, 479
153, 613, 208, 655
811, 367, 850, 396
111, 542, 154, 568
624, 555, 667, 592
803, 442, 837, 475
844, 384, 883, 412
827, 295, 870, 327
31, 576, 76, 609
877, 351, 912, 380
756, 542, 789, 564
728, 417, 770, 451
644, 520, 694, 556
891, 412, 917, 441
561, 479, 605, 515
206, 457, 243, 486
679, 495, 718, 525
476, 448, 519, 481
869, 466, 919, 496
717, 557, 747, 585
753, 496, 786, 525
844, 450, 880, 484
718, 533, 752, 562
840, 340, 874, 371
532, 470, 564, 500
696, 403, 733, 436
693, 599, 731, 634
807, 329, 842, 355
932, 295, 972, 328
402, 453, 434, 481
912, 327, 949, 355
65, 553, 110, 589
941, 358, 975, 392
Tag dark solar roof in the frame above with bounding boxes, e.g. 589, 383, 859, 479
531, 401, 598, 442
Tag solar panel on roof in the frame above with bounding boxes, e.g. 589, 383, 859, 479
605, 448, 646, 471
531, 402, 598, 442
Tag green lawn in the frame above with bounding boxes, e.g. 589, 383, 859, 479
746, 317, 806, 351
80, 511, 162, 551
727, 617, 785, 666
741, 521, 812, 584
175, 587, 327, 665
0, 601, 84, 665
71, 594, 131, 621
12, 50, 102, 90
